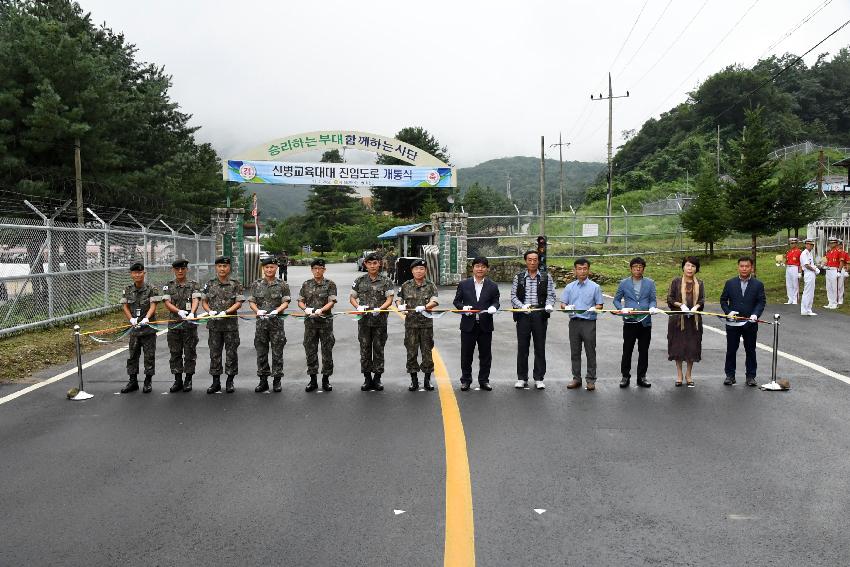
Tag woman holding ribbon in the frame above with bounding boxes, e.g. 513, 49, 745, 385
666, 256, 705, 387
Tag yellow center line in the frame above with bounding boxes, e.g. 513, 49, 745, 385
433, 346, 476, 566
392, 308, 475, 565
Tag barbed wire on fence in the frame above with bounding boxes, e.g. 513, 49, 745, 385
0, 193, 217, 337
465, 210, 786, 260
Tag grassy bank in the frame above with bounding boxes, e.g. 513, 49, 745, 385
0, 309, 128, 384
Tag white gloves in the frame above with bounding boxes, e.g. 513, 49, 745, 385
268, 308, 279, 317
544, 304, 554, 312
522, 304, 532, 310
797, 272, 802, 279
371, 307, 381, 316
462, 305, 473, 316
620, 307, 633, 313
129, 317, 138, 326
206, 310, 218, 317
680, 305, 690, 312
486, 305, 497, 315
727, 310, 739, 321
177, 309, 189, 319
586, 306, 600, 314
415, 305, 426, 313
140, 317, 150, 326
842, 269, 848, 278
304, 307, 315, 315
564, 304, 575, 311
397, 303, 407, 311
649, 307, 662, 315
749, 314, 758, 322
256, 309, 267, 319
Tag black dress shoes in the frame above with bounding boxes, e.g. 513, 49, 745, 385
636, 377, 651, 388
619, 377, 630, 388
479, 383, 492, 391
460, 383, 470, 391
746, 376, 757, 387
724, 376, 736, 386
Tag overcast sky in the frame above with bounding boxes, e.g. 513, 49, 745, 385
81, 0, 850, 167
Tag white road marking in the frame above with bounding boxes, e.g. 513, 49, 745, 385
534, 509, 546, 515
600, 293, 850, 386
1, 329, 167, 406
393, 509, 406, 515
701, 324, 850, 386
726, 514, 757, 520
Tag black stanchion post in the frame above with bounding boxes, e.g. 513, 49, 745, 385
771, 314, 780, 382
68, 324, 93, 401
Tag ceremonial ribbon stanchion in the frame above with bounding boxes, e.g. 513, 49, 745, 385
761, 313, 789, 391
67, 324, 93, 401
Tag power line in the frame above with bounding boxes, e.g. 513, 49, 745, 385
714, 16, 850, 122
631, 0, 710, 87
646, 0, 762, 119
617, 0, 675, 77
757, 0, 833, 61
608, 0, 650, 71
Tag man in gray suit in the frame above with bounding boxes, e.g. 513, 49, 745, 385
613, 257, 661, 388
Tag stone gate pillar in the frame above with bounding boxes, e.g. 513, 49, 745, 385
431, 212, 467, 285
211, 207, 245, 281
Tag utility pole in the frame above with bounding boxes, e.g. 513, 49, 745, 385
818, 150, 825, 193
591, 73, 629, 243
506, 173, 512, 201
74, 137, 83, 226
550, 133, 570, 213
539, 135, 546, 235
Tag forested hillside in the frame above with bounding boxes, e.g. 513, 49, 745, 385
458, 156, 605, 212
589, 48, 850, 203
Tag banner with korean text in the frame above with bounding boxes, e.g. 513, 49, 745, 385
227, 160, 456, 188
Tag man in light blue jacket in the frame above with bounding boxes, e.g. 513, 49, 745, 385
613, 257, 661, 388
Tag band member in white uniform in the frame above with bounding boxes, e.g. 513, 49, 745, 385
800, 238, 818, 316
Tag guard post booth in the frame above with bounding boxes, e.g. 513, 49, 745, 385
378, 222, 435, 284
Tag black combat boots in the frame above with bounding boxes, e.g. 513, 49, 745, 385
225, 375, 235, 393
142, 375, 153, 393
169, 374, 183, 393
255, 377, 269, 393
182, 374, 193, 392
272, 376, 282, 392
321, 375, 332, 392
372, 373, 384, 391
207, 375, 221, 394
121, 375, 139, 394
361, 372, 373, 391
408, 373, 419, 391
305, 374, 318, 392
423, 373, 434, 391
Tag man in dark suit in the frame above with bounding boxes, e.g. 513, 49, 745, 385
453, 257, 500, 391
720, 256, 767, 387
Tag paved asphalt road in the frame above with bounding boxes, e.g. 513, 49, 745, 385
2, 262, 849, 566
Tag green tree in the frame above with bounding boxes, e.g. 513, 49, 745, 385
328, 215, 400, 253
773, 156, 829, 237
303, 149, 362, 252
461, 182, 514, 215
0, 0, 231, 220
724, 106, 779, 273
680, 159, 730, 256
372, 127, 451, 217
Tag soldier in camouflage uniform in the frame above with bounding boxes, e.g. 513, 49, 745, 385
201, 256, 244, 394
248, 257, 291, 393
297, 258, 337, 392
161, 258, 202, 393
397, 259, 439, 391
119, 262, 161, 394
350, 252, 394, 391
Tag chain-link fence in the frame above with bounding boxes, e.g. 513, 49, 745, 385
466, 210, 786, 261
0, 199, 216, 337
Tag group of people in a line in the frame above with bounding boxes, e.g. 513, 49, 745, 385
783, 236, 848, 316
117, 250, 767, 395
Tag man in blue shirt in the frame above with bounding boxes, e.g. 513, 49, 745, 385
561, 257, 604, 391
613, 257, 661, 388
